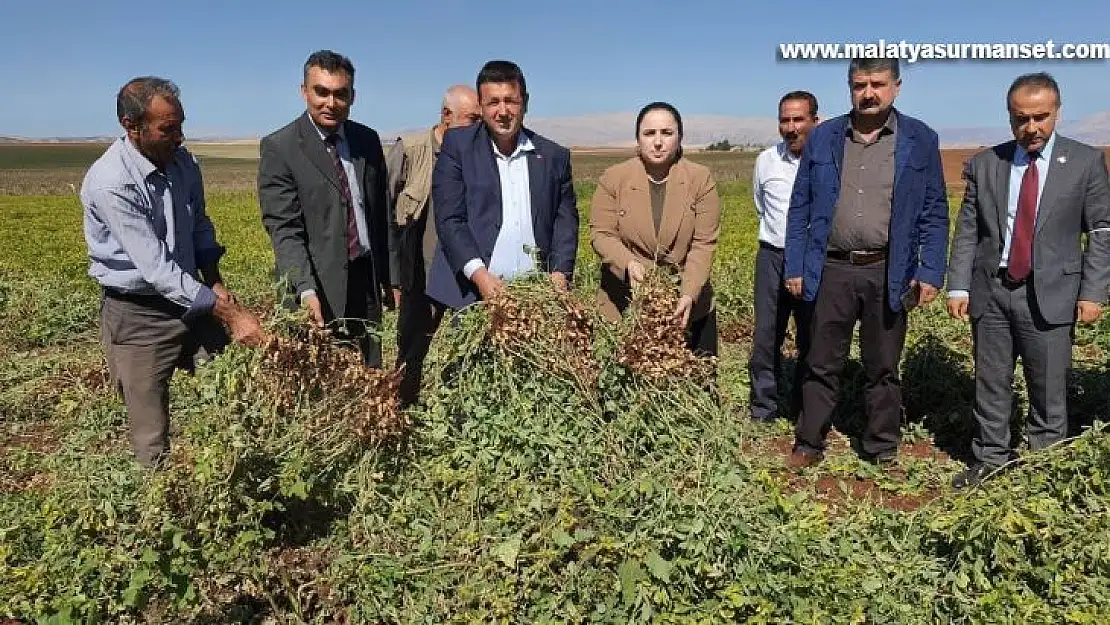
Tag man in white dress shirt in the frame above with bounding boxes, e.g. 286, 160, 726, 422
748, 91, 819, 422
425, 60, 579, 311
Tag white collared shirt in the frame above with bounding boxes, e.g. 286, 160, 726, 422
463, 133, 538, 281
752, 141, 800, 249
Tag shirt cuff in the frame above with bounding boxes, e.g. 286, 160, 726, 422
184, 285, 217, 321
300, 289, 317, 304
947, 290, 970, 299
463, 259, 485, 280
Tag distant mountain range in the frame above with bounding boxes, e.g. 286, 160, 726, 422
0, 135, 114, 143
5, 111, 1110, 148
388, 110, 1110, 149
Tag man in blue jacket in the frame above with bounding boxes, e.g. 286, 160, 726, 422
784, 58, 949, 466
426, 60, 578, 310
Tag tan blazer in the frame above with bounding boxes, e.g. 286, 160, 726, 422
590, 156, 721, 322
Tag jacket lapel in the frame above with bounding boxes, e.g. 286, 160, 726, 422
527, 145, 545, 240
625, 170, 656, 257
1035, 136, 1069, 237
346, 121, 368, 205
892, 110, 914, 222
297, 113, 342, 192
994, 142, 1016, 244
479, 124, 505, 230
830, 116, 846, 180
655, 160, 690, 256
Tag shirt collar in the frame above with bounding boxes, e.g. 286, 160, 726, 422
491, 130, 535, 159
309, 114, 346, 144
1015, 131, 1056, 165
430, 126, 442, 154
847, 108, 898, 138
120, 136, 162, 179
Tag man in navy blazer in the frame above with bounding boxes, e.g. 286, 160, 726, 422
426, 60, 579, 310
784, 58, 949, 466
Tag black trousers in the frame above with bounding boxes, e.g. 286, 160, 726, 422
332, 256, 383, 367
687, 309, 718, 358
395, 288, 445, 406
795, 258, 907, 457
748, 243, 811, 421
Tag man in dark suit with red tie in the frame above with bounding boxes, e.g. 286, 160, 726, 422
259, 50, 392, 366
946, 72, 1110, 488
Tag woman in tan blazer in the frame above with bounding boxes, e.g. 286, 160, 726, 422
590, 102, 721, 356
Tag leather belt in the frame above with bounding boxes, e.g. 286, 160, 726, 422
102, 287, 185, 314
827, 249, 887, 265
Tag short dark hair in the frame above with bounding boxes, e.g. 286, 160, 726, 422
303, 50, 355, 83
848, 57, 900, 82
635, 101, 683, 138
116, 76, 180, 127
779, 90, 818, 118
476, 60, 528, 101
1007, 72, 1061, 110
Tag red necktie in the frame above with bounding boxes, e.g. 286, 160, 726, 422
1007, 151, 1039, 282
325, 134, 361, 260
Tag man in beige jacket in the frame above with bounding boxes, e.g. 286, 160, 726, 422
385, 85, 480, 406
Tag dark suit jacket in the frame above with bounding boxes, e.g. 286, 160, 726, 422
425, 123, 579, 310
784, 109, 950, 312
947, 135, 1110, 324
258, 113, 391, 320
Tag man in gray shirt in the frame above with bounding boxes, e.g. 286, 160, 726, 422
826, 111, 897, 253
784, 58, 949, 467
82, 76, 262, 466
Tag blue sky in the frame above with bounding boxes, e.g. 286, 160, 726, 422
3, 0, 1109, 137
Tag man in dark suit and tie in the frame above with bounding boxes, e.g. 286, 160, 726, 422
784, 58, 950, 467
426, 60, 579, 310
259, 50, 391, 366
946, 72, 1110, 488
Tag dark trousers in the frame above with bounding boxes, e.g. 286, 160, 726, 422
796, 259, 907, 457
687, 309, 718, 358
100, 291, 228, 466
971, 273, 1073, 467
749, 243, 811, 421
395, 288, 445, 406
333, 256, 383, 367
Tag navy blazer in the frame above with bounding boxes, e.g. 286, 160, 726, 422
425, 123, 579, 310
784, 109, 949, 312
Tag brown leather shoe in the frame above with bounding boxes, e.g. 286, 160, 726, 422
786, 448, 823, 469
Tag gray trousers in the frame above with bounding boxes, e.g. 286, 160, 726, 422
971, 275, 1074, 467
100, 291, 227, 466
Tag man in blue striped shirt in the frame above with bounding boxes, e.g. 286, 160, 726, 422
81, 76, 262, 466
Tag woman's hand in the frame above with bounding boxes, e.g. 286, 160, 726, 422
627, 261, 646, 287
673, 295, 693, 327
